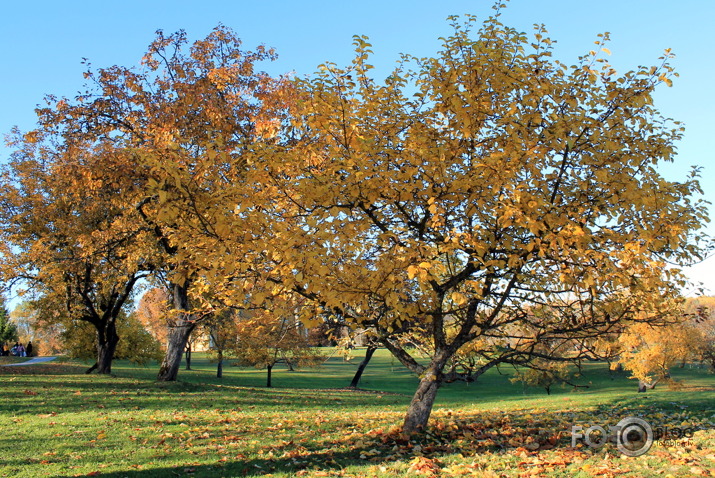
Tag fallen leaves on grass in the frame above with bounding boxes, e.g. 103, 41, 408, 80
330, 405, 715, 477
3, 369, 714, 478
408, 456, 442, 476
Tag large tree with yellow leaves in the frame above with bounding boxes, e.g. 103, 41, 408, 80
260, 10, 709, 436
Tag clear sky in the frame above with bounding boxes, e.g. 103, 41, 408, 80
1, 0, 713, 294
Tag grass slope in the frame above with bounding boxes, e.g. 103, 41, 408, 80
0, 349, 713, 477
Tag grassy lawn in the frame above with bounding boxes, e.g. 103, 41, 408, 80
0, 349, 713, 477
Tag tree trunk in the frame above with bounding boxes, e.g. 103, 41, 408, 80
157, 283, 197, 382
96, 332, 119, 374
401, 351, 450, 439
217, 349, 223, 379
266, 364, 273, 388
157, 322, 196, 381
185, 342, 192, 370
92, 320, 120, 375
349, 344, 377, 388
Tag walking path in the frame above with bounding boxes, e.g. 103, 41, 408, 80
1, 356, 58, 366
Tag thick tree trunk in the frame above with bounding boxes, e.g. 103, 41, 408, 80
157, 322, 196, 381
266, 364, 273, 388
90, 320, 120, 375
97, 334, 119, 374
401, 351, 450, 439
349, 344, 377, 388
157, 282, 197, 382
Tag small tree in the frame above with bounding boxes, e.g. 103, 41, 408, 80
685, 297, 715, 371
134, 288, 171, 349
0, 296, 18, 348
231, 300, 322, 387
10, 301, 63, 355
616, 321, 695, 392
510, 359, 574, 395
205, 308, 240, 378
116, 312, 164, 365
615, 299, 715, 391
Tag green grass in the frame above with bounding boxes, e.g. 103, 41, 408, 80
0, 350, 713, 477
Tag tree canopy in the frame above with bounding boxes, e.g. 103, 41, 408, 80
250, 12, 708, 435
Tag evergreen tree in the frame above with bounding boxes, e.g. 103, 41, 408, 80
0, 296, 19, 346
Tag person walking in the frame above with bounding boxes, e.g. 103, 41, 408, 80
26, 341, 33, 357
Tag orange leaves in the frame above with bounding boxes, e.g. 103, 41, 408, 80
408, 456, 442, 476
253, 118, 281, 139
22, 130, 39, 144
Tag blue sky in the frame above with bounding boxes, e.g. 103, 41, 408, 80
1, 0, 713, 294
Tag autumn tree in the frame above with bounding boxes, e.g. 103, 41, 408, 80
113, 27, 290, 381
9, 303, 33, 342
0, 134, 156, 373
616, 321, 695, 392
258, 9, 708, 437
616, 297, 715, 391
205, 308, 241, 378
231, 297, 322, 387
134, 287, 171, 347
683, 296, 715, 370
4, 26, 291, 381
10, 301, 64, 355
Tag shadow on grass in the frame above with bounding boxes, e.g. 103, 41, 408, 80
0, 373, 411, 417
6, 440, 384, 478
